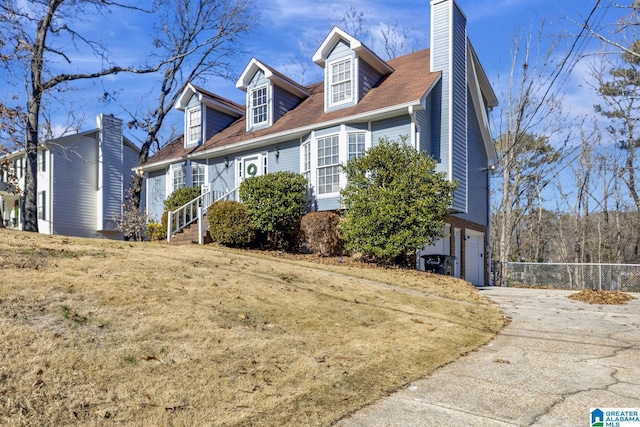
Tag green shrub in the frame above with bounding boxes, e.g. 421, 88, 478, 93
207, 201, 255, 247
162, 187, 202, 233
340, 137, 457, 263
164, 187, 201, 211
146, 220, 166, 241
239, 171, 308, 248
300, 211, 343, 256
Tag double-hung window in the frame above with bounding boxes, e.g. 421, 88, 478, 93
192, 164, 205, 188
330, 59, 352, 105
317, 135, 340, 195
251, 86, 268, 126
173, 167, 186, 191
348, 133, 366, 160
302, 142, 311, 183
188, 108, 201, 145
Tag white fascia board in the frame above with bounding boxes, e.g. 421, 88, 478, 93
236, 58, 259, 91
313, 26, 393, 75
467, 45, 497, 166
175, 83, 197, 111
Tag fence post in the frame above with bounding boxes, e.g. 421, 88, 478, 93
598, 264, 602, 291
198, 206, 203, 245
167, 211, 172, 243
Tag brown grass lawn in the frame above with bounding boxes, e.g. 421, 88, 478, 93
0, 229, 503, 426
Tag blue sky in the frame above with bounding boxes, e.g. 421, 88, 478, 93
1, 0, 617, 146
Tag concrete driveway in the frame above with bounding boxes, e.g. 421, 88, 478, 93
336, 287, 640, 426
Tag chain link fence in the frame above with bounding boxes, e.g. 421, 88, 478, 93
492, 261, 640, 292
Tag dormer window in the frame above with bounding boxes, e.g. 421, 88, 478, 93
251, 86, 268, 126
330, 59, 352, 105
187, 108, 201, 146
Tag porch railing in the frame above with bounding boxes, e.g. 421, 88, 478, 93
166, 187, 239, 243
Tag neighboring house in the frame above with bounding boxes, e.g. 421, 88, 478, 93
137, 0, 498, 285
0, 114, 139, 239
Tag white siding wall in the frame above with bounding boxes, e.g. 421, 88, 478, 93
51, 134, 99, 237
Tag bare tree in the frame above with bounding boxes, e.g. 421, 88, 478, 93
121, 0, 255, 211
491, 24, 567, 265
0, 0, 161, 232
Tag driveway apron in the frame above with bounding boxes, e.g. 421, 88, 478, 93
336, 287, 640, 426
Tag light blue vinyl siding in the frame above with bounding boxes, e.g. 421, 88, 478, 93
450, 3, 468, 213
186, 94, 199, 109
146, 169, 167, 221
371, 115, 411, 145
51, 135, 99, 238
268, 140, 300, 173
429, 81, 443, 162
358, 60, 383, 100
205, 106, 238, 141
316, 197, 341, 211
416, 105, 432, 158
431, 0, 468, 213
208, 158, 236, 195
431, 0, 451, 175
273, 87, 302, 123
456, 88, 488, 226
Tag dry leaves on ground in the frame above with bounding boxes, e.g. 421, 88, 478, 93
568, 289, 637, 305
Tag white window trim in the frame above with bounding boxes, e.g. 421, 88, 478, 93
170, 165, 186, 193
327, 57, 354, 109
186, 107, 202, 147
191, 163, 206, 189
249, 84, 270, 129
307, 125, 371, 199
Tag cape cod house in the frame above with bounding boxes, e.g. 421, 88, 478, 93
137, 0, 498, 285
0, 114, 139, 239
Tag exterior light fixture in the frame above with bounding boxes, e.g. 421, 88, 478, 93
224, 157, 229, 167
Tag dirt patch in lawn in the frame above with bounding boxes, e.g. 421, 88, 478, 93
568, 289, 637, 305
0, 229, 502, 426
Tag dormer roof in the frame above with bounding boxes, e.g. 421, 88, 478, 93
236, 58, 310, 99
312, 26, 394, 75
175, 83, 244, 117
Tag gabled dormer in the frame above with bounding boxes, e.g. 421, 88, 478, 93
236, 58, 310, 133
175, 83, 244, 149
313, 27, 394, 113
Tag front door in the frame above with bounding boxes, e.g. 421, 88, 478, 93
239, 154, 264, 184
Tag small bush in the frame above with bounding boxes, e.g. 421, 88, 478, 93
146, 220, 166, 241
207, 201, 255, 247
300, 211, 344, 256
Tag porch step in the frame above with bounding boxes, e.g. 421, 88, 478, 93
168, 220, 212, 245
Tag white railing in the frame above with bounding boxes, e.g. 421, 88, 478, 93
166, 187, 239, 243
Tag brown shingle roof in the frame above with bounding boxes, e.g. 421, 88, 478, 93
143, 48, 438, 167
